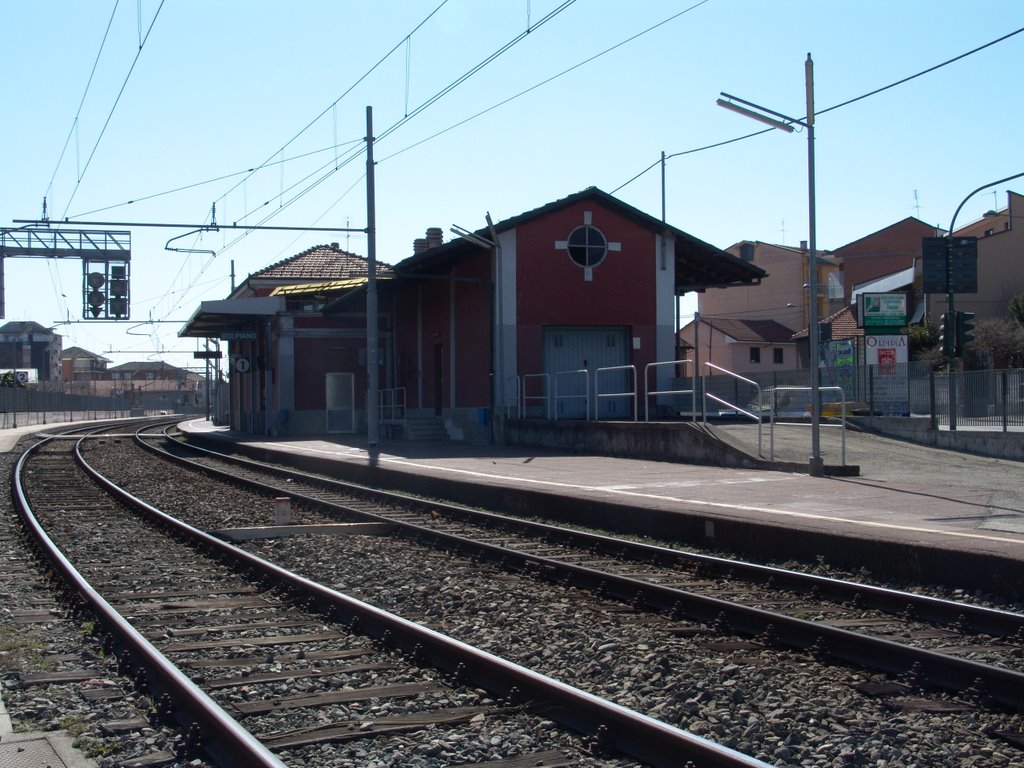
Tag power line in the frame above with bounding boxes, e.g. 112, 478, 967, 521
69, 138, 364, 219
611, 25, 1024, 195
214, 0, 453, 210
45, 0, 121, 207
380, 0, 712, 165
377, 0, 579, 145
60, 0, 168, 219
209, 1, 582, 255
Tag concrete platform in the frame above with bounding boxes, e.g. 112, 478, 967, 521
176, 418, 1024, 598
0, 682, 97, 768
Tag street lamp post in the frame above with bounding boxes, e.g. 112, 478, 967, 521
718, 53, 823, 476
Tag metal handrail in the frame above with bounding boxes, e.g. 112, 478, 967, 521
553, 369, 590, 421
522, 373, 552, 419
379, 386, 406, 422
703, 362, 763, 457
594, 364, 637, 421
643, 359, 694, 421
764, 385, 847, 465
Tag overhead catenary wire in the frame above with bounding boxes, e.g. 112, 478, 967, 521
45, 0, 121, 210
60, 0, 167, 220
379, 0, 712, 165
213, 0, 453, 212
611, 24, 1024, 195
202, 0, 582, 259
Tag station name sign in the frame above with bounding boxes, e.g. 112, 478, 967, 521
219, 330, 258, 341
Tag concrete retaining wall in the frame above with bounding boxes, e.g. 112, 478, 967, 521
499, 419, 834, 473
853, 417, 1024, 462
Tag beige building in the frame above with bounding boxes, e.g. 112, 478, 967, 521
937, 190, 1023, 323
678, 241, 839, 376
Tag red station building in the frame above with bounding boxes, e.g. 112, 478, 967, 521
181, 187, 764, 441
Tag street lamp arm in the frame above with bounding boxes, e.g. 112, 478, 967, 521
948, 170, 1024, 234
719, 92, 804, 127
716, 99, 796, 133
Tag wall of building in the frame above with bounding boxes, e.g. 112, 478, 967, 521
705, 243, 806, 332
950, 191, 1023, 323
513, 199, 659, 378
837, 218, 937, 303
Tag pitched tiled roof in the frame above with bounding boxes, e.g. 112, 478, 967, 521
0, 320, 56, 335
250, 244, 391, 281
701, 317, 797, 344
394, 187, 765, 291
792, 304, 862, 340
61, 346, 110, 362
107, 361, 189, 374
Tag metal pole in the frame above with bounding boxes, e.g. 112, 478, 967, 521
486, 213, 503, 442
365, 106, 380, 452
693, 311, 700, 421
205, 339, 211, 421
805, 53, 823, 476
660, 151, 666, 223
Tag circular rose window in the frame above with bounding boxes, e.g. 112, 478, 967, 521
566, 224, 607, 268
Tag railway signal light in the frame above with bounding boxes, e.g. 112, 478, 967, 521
82, 258, 130, 319
955, 311, 976, 357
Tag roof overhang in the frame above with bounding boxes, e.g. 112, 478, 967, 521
850, 265, 915, 304
178, 296, 285, 338
269, 276, 389, 296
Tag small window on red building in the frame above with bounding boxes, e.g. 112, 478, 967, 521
750, 347, 761, 364
773, 348, 784, 365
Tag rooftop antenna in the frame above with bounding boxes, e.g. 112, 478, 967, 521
780, 218, 786, 246
913, 190, 920, 218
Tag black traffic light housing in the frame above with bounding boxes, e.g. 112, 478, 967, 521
955, 311, 976, 357
938, 312, 955, 358
82, 258, 131, 320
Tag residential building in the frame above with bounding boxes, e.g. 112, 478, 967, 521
105, 361, 205, 410
680, 316, 797, 378
0, 320, 61, 381
61, 346, 112, 382
679, 240, 838, 374
941, 190, 1023, 324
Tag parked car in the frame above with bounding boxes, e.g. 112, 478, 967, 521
746, 387, 813, 419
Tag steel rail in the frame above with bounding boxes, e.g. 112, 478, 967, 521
60, 429, 770, 767
146, 427, 1024, 713
12, 432, 288, 768
150, 428, 1024, 637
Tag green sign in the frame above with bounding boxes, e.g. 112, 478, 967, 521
860, 292, 907, 328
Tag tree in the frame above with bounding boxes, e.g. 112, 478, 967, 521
1010, 292, 1024, 330
907, 319, 948, 368
968, 317, 1024, 370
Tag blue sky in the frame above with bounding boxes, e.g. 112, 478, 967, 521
2, 0, 1022, 368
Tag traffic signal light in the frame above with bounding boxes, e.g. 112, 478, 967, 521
955, 311, 976, 357
938, 313, 955, 357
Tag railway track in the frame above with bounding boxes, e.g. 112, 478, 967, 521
10, 423, 764, 768
127, 425, 1024, 713
64, 422, 1024, 763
